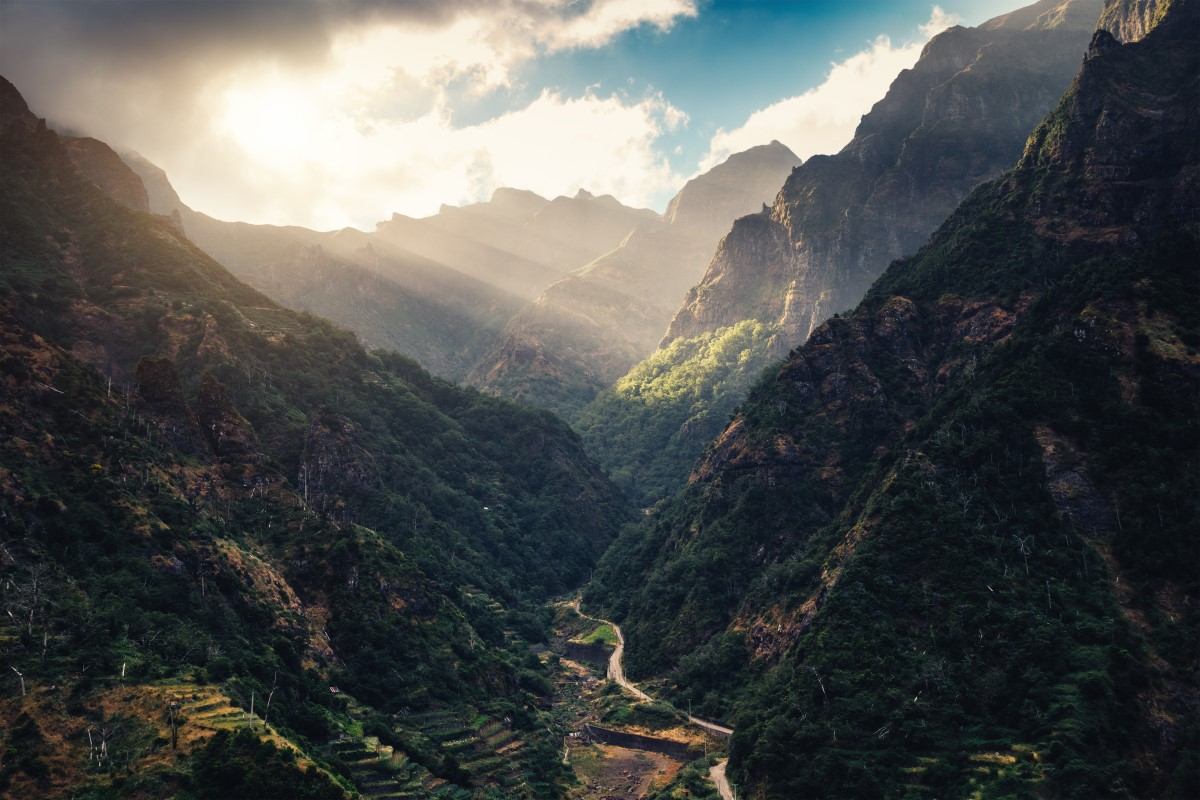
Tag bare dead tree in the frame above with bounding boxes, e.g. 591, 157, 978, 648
1013, 535, 1032, 576
263, 670, 278, 730
10, 665, 25, 697
808, 666, 828, 706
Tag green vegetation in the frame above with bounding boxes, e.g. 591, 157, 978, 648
644, 760, 721, 800
577, 319, 783, 505
0, 78, 628, 799
185, 731, 345, 800
584, 11, 1200, 797
578, 624, 619, 647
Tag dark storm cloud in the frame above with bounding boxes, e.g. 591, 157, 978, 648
0, 1, 488, 87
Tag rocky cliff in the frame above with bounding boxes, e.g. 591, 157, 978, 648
574, 0, 1106, 506
664, 0, 1106, 348
586, 1, 1199, 795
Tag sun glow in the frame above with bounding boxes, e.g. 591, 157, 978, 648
216, 78, 321, 166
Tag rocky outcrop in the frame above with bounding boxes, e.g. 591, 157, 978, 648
1097, 0, 1172, 39
664, 0, 1105, 348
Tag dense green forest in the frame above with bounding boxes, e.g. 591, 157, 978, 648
586, 8, 1200, 797
577, 320, 783, 505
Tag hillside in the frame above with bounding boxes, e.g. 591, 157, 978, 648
576, 0, 1106, 505
468, 142, 800, 418
585, 1, 1200, 796
112, 154, 524, 382
118, 153, 656, 384
0, 74, 630, 799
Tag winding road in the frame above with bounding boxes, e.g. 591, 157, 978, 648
569, 599, 736, 800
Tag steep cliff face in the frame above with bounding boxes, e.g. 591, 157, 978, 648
1098, 0, 1173, 39
468, 142, 799, 417
665, 0, 1105, 348
573, 0, 1104, 506
587, 2, 1199, 796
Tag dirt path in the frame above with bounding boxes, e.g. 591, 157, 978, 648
709, 758, 735, 800
568, 598, 736, 799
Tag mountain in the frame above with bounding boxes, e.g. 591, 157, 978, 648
576, 0, 1107, 506
666, 0, 1106, 346
468, 142, 800, 418
110, 152, 524, 381
585, 2, 1199, 796
374, 187, 657, 301
0, 74, 630, 798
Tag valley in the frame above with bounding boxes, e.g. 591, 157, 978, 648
2, 0, 1198, 798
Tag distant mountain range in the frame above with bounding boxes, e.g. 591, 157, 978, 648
105, 135, 802, 413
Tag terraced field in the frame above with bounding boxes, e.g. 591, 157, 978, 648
319, 691, 546, 800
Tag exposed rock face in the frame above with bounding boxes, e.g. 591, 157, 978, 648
1098, 0, 1172, 39
587, 2, 1199, 794
468, 142, 800, 417
664, 0, 1105, 348
121, 150, 183, 214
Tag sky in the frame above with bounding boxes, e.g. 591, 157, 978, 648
0, 0, 1021, 230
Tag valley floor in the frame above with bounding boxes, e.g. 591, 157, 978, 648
547, 599, 728, 800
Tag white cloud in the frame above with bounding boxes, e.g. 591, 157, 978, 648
541, 0, 697, 50
196, 75, 686, 228
700, 6, 960, 170
2, 0, 696, 230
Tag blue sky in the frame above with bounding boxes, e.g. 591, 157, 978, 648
462, 0, 1018, 191
0, 0, 1045, 228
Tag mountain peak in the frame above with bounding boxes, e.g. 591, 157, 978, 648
489, 185, 548, 209
663, 142, 801, 230
0, 74, 38, 132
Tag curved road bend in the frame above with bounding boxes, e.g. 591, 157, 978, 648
568, 599, 736, 800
